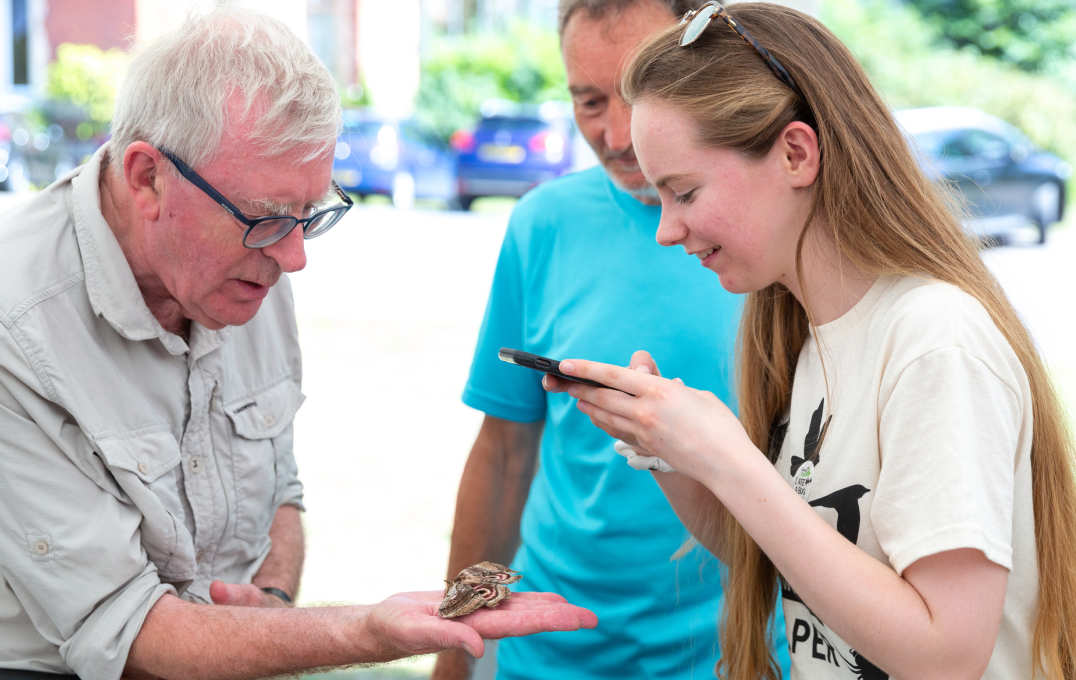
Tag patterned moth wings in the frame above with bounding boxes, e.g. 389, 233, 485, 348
437, 561, 522, 618
455, 561, 522, 586
438, 582, 511, 618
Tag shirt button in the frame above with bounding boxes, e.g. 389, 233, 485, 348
137, 462, 149, 475
190, 457, 202, 472
263, 414, 275, 426
32, 540, 50, 556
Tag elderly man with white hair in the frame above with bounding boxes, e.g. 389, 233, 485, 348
0, 9, 595, 680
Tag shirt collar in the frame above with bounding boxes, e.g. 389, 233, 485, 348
71, 143, 227, 357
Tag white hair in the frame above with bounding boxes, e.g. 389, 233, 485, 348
109, 7, 341, 168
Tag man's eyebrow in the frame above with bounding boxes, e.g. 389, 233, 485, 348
242, 196, 295, 215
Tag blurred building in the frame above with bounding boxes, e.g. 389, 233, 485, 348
422, 0, 556, 32
421, 0, 815, 34
2, 0, 817, 119
0, 0, 363, 101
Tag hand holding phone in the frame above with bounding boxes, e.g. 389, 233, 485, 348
498, 348, 617, 391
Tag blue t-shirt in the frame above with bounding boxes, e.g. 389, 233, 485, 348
464, 166, 789, 679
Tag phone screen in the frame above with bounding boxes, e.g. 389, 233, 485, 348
498, 348, 617, 391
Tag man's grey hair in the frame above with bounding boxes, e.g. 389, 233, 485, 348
557, 0, 697, 38
110, 8, 340, 169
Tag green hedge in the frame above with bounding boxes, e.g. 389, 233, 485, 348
823, 0, 1076, 176
413, 22, 566, 145
46, 43, 129, 139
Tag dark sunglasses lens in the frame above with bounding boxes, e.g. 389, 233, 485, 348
245, 218, 298, 248
303, 208, 346, 240
680, 5, 718, 46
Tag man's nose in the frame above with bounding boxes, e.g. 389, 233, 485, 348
262, 222, 307, 273
603, 97, 633, 153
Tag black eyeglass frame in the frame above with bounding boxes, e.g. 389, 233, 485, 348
679, 1, 805, 101
159, 148, 353, 249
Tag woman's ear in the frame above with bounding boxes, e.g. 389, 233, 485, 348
779, 121, 820, 188
122, 142, 163, 221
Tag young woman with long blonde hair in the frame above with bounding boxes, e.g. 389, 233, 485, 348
543, 2, 1076, 678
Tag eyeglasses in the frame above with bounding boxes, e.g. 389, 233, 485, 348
679, 1, 804, 101
159, 148, 353, 249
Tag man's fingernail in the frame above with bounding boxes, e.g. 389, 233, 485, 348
559, 361, 574, 372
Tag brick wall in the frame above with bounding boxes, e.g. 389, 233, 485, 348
45, 0, 136, 56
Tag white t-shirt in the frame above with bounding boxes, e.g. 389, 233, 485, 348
775, 275, 1038, 679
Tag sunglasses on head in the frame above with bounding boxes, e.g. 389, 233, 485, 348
679, 1, 805, 101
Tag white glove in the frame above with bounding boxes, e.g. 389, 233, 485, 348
613, 439, 675, 473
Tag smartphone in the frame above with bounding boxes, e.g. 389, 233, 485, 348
498, 348, 617, 391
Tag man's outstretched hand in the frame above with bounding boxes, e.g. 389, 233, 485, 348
133, 586, 595, 677
204, 583, 595, 664
362, 590, 598, 661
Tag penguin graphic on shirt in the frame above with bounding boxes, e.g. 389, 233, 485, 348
778, 398, 888, 678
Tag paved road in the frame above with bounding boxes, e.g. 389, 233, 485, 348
291, 203, 507, 607
289, 203, 510, 678
288, 205, 1075, 678
981, 226, 1076, 406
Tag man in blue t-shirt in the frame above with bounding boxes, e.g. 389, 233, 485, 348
433, 2, 789, 679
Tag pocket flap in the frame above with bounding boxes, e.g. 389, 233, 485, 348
224, 379, 304, 439
95, 431, 182, 483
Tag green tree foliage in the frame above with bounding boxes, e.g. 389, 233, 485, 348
45, 43, 129, 139
901, 0, 1076, 76
413, 22, 566, 145
822, 0, 1076, 174
341, 76, 373, 110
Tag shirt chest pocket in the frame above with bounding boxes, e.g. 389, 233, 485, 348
222, 379, 303, 543
94, 431, 196, 582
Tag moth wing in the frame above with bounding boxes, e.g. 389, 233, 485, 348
472, 560, 510, 572
495, 567, 522, 584
438, 582, 485, 618
459, 561, 522, 585
478, 583, 510, 608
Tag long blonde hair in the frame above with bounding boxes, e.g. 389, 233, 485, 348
623, 4, 1076, 678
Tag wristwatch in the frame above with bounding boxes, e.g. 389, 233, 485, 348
259, 586, 293, 604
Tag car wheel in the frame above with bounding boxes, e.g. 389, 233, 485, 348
391, 171, 416, 210
1031, 181, 1062, 244
456, 194, 476, 211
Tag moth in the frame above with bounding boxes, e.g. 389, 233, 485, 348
437, 561, 522, 618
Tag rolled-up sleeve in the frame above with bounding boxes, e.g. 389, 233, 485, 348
0, 376, 173, 679
273, 421, 305, 511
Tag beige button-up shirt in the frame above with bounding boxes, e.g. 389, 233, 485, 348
0, 145, 305, 678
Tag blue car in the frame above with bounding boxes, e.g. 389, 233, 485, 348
333, 109, 457, 209
452, 101, 576, 210
896, 106, 1071, 244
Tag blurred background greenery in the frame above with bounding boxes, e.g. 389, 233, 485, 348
36, 0, 1076, 183
824, 0, 1075, 184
